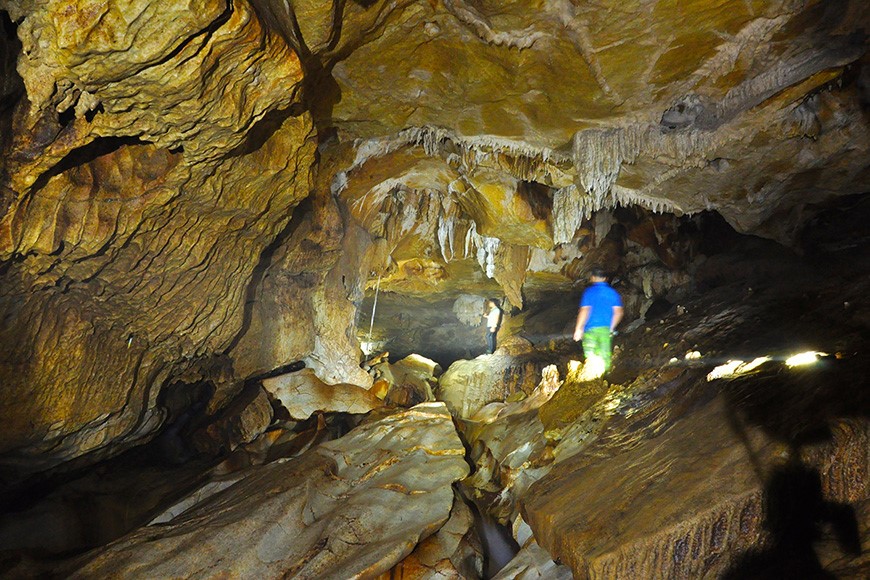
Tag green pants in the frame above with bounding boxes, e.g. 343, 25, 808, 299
582, 327, 613, 371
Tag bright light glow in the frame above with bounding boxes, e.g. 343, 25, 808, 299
684, 351, 702, 360
785, 351, 827, 367
568, 360, 583, 375
579, 355, 605, 380
707, 360, 743, 381
742, 356, 771, 372
706, 356, 775, 381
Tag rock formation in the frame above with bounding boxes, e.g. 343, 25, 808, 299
68, 403, 468, 578
1, 0, 869, 577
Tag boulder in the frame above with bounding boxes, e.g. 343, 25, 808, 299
371, 354, 441, 407
191, 386, 274, 455
437, 350, 543, 419
376, 493, 483, 579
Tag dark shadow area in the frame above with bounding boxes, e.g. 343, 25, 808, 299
516, 180, 553, 221
466, 499, 519, 579
722, 452, 861, 579
719, 356, 868, 578
0, 10, 24, 114
1, 10, 24, 218
154, 380, 217, 465
27, 136, 148, 195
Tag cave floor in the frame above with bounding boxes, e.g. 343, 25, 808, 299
1, 232, 869, 578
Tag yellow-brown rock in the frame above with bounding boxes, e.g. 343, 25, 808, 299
524, 392, 870, 579
262, 368, 382, 420
437, 351, 543, 420
69, 403, 469, 579
377, 493, 484, 580
0, 0, 318, 476
1, 0, 869, 488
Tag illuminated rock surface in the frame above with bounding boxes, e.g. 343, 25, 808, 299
262, 368, 382, 420
1, 0, 869, 577
68, 403, 468, 579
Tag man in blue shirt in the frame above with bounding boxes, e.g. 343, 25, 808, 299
572, 268, 623, 373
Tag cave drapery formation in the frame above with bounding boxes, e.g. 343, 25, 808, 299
1, 1, 869, 578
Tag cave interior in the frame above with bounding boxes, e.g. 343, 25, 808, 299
0, 1, 869, 578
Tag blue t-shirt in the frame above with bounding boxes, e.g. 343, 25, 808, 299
580, 282, 622, 330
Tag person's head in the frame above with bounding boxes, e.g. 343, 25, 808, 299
589, 267, 608, 282
486, 298, 500, 310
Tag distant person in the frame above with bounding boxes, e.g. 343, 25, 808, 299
484, 298, 502, 354
573, 268, 623, 373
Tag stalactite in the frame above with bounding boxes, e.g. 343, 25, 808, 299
553, 185, 588, 245
350, 126, 570, 186
437, 217, 456, 262
465, 222, 500, 278
573, 127, 646, 202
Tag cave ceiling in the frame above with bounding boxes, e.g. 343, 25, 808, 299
0, 0, 868, 475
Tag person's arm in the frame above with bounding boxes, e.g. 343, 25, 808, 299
573, 306, 590, 341
611, 306, 624, 332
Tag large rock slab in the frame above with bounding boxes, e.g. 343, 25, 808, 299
524, 390, 870, 579
369, 354, 440, 408
375, 492, 483, 579
69, 403, 469, 579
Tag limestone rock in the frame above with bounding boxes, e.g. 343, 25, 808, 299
191, 386, 274, 456
370, 354, 441, 408
0, 0, 317, 476
524, 391, 870, 579
229, 194, 374, 389
262, 368, 382, 421
69, 403, 469, 579
437, 352, 545, 419
328, 1, 870, 242
376, 493, 484, 580
492, 538, 573, 580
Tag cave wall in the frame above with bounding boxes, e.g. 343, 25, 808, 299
1, 0, 868, 480
0, 0, 323, 477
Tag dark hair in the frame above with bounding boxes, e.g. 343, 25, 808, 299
590, 267, 606, 278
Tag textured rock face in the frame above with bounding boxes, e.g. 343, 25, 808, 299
437, 343, 545, 419
329, 1, 869, 236
1, 0, 868, 491
262, 368, 382, 420
376, 492, 484, 579
525, 390, 869, 579
0, 1, 349, 476
69, 403, 469, 579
